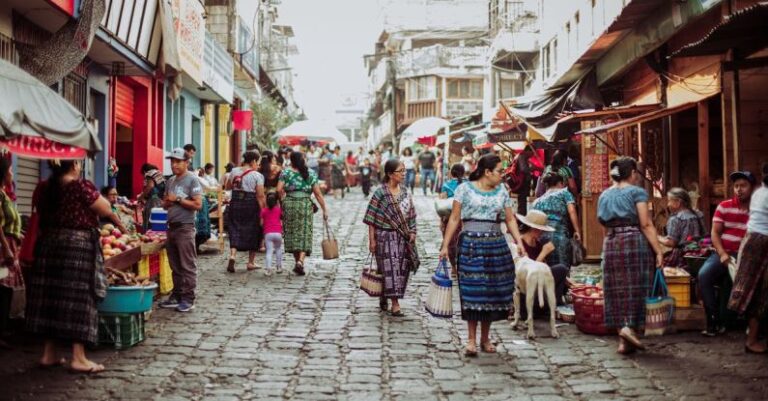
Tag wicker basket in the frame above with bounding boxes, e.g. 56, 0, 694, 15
571, 286, 611, 335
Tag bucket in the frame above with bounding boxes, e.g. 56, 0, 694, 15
97, 283, 158, 313
150, 208, 168, 222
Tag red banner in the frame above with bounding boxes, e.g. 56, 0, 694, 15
232, 110, 253, 131
48, 0, 76, 17
0, 136, 87, 159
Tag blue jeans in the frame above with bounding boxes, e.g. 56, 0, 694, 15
421, 168, 436, 195
405, 169, 416, 191
698, 253, 732, 315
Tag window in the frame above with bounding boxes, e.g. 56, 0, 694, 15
407, 76, 437, 101
446, 79, 483, 99
499, 79, 520, 99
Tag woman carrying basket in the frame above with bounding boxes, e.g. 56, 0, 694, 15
364, 159, 418, 316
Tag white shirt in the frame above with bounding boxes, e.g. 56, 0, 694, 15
402, 155, 415, 170
748, 185, 768, 236
230, 167, 265, 193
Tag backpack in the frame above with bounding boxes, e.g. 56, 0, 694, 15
232, 169, 256, 190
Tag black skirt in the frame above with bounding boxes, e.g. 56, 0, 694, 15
226, 191, 263, 251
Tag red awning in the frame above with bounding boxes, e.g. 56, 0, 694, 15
0, 136, 87, 159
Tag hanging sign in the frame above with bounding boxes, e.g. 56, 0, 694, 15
232, 110, 253, 131
488, 129, 526, 144
0, 136, 87, 159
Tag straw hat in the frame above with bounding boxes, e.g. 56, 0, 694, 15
515, 210, 555, 232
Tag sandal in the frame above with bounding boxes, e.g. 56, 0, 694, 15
68, 363, 105, 374
390, 309, 404, 317
246, 263, 259, 271
464, 343, 478, 357
293, 262, 305, 276
618, 327, 645, 351
480, 342, 496, 353
227, 259, 235, 273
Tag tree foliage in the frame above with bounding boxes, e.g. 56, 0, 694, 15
248, 96, 295, 150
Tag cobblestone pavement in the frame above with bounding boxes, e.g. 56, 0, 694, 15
2, 190, 768, 401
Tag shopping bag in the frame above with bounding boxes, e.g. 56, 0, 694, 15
158, 249, 174, 295
645, 270, 675, 336
321, 220, 339, 260
359, 255, 383, 297
424, 260, 453, 318
570, 237, 585, 267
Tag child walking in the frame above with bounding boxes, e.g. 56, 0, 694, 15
260, 193, 284, 276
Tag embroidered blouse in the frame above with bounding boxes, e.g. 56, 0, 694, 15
280, 168, 319, 194
453, 182, 513, 221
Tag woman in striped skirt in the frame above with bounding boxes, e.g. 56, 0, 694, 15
225, 150, 266, 272
441, 154, 526, 356
597, 157, 663, 354
277, 151, 329, 276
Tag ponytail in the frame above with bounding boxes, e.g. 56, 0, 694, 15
290, 151, 310, 181
40, 160, 77, 225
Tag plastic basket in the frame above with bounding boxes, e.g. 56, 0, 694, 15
571, 286, 611, 335
97, 283, 158, 313
98, 313, 145, 349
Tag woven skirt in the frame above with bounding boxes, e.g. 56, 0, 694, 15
602, 227, 654, 329
456, 231, 515, 322
283, 194, 314, 255
729, 232, 768, 318
26, 228, 102, 345
375, 229, 411, 298
226, 191, 262, 251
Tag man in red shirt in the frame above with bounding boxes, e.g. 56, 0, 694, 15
698, 171, 756, 337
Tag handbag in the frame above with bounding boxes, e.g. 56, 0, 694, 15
311, 199, 319, 214
359, 255, 383, 297
321, 220, 339, 260
19, 186, 42, 265
644, 270, 675, 336
570, 237, 585, 266
434, 198, 453, 217
424, 260, 453, 318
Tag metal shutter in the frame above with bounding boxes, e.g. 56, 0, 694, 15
115, 80, 135, 126
15, 157, 40, 217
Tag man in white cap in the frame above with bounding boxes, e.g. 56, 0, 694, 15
159, 148, 203, 312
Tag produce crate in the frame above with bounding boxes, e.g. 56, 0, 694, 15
98, 283, 158, 313
571, 286, 611, 335
98, 313, 145, 350
671, 305, 706, 332
140, 241, 165, 256
104, 246, 142, 271
684, 255, 708, 277
664, 269, 692, 308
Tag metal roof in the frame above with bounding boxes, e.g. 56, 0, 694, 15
671, 2, 768, 58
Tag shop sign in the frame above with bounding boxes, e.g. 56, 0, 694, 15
203, 33, 234, 103
172, 0, 206, 85
488, 130, 526, 144
1, 136, 87, 159
48, 0, 77, 17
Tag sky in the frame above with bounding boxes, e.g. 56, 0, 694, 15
278, 0, 385, 122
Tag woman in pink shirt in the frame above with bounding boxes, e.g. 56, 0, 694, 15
260, 193, 284, 276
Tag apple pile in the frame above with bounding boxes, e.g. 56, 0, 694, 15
583, 287, 604, 298
140, 230, 167, 243
100, 224, 141, 259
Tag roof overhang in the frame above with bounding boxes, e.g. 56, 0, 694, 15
577, 102, 698, 135
671, 2, 768, 58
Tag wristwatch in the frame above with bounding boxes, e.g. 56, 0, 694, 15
174, 198, 182, 205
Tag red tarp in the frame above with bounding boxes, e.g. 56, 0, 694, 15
232, 110, 253, 131
417, 136, 436, 146
0, 136, 87, 159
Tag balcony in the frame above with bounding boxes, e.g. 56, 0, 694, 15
396, 45, 488, 79
404, 100, 439, 124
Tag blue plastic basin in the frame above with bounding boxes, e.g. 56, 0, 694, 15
97, 283, 158, 313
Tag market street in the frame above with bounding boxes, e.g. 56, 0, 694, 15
2, 191, 768, 401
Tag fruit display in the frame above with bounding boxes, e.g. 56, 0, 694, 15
141, 230, 167, 243
100, 224, 142, 260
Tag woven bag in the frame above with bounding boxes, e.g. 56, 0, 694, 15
645, 270, 675, 336
425, 260, 453, 318
359, 255, 383, 297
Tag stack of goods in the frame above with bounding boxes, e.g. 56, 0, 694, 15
682, 237, 712, 276
100, 224, 142, 261
663, 267, 692, 308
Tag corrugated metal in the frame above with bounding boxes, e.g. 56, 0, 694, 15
116, 81, 134, 126
15, 157, 40, 217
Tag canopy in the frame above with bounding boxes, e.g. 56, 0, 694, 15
400, 117, 449, 149
0, 58, 100, 159
672, 3, 768, 59
274, 120, 349, 145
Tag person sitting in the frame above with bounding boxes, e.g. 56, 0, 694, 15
516, 210, 570, 308
100, 186, 133, 229
657, 187, 706, 267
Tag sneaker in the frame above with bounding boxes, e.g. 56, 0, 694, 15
176, 301, 195, 312
264, 268, 273, 277
276, 267, 284, 274
159, 298, 180, 309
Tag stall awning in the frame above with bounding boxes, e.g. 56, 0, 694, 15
577, 102, 697, 135
0, 58, 101, 157
672, 3, 768, 58
501, 71, 604, 142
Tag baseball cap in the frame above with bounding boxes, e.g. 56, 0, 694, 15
166, 148, 189, 161
729, 170, 756, 185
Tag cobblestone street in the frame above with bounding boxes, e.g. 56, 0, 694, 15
2, 190, 768, 401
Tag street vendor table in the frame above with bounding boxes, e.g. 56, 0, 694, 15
104, 247, 142, 272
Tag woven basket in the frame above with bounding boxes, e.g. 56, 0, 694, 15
571, 286, 611, 335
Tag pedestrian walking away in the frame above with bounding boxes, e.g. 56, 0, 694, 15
360, 158, 374, 197
439, 163, 465, 274
418, 147, 437, 195
277, 151, 329, 276
597, 156, 664, 355
260, 192, 285, 276
401, 147, 416, 192
159, 149, 203, 313
440, 154, 525, 356
225, 150, 267, 272
26, 160, 127, 373
364, 159, 419, 316
698, 170, 754, 337
532, 172, 581, 267
728, 165, 768, 353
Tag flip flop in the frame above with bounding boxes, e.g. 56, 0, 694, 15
390, 309, 404, 317
38, 358, 67, 369
68, 364, 105, 374
480, 342, 497, 353
619, 327, 646, 351
464, 343, 478, 357
246, 263, 259, 271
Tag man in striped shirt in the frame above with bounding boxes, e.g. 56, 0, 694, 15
699, 171, 756, 336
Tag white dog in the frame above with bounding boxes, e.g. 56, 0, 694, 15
509, 242, 559, 339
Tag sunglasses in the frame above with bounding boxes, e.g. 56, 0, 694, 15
394, 169, 406, 173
